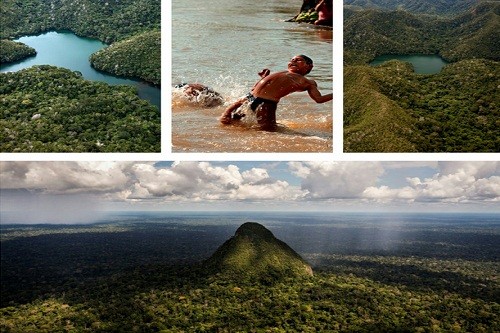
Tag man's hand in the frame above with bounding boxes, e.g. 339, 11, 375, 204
258, 69, 271, 78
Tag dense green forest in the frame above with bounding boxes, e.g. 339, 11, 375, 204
0, 40, 36, 64
344, 1, 500, 65
90, 30, 161, 86
344, 1, 500, 152
0, 0, 160, 43
344, 0, 478, 15
0, 66, 160, 152
1, 216, 498, 332
344, 59, 499, 152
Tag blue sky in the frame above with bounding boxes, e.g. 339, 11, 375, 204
1, 161, 499, 223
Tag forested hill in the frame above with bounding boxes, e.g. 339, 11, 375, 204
344, 1, 500, 64
0, 0, 160, 44
344, 0, 478, 15
90, 30, 161, 86
344, 0, 499, 152
344, 59, 499, 152
204, 222, 314, 279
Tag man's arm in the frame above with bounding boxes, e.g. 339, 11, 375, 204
307, 80, 333, 103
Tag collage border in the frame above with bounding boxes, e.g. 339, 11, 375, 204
1, 0, 498, 163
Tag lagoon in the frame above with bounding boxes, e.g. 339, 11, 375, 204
0, 31, 160, 108
370, 54, 448, 74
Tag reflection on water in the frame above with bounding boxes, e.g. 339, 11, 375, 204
172, 0, 333, 152
369, 54, 448, 74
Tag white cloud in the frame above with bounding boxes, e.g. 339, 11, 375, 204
288, 161, 384, 198
438, 161, 499, 178
129, 162, 299, 201
2, 161, 499, 210
363, 162, 500, 203
0, 161, 134, 193
1, 161, 301, 202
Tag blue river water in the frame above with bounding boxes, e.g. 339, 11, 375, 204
0, 31, 160, 108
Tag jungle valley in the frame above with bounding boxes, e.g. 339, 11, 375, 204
343, 0, 499, 152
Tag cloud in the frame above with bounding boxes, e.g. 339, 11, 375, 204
128, 162, 300, 201
363, 162, 500, 203
0, 161, 134, 194
2, 161, 499, 209
438, 161, 500, 178
288, 161, 384, 199
1, 161, 300, 202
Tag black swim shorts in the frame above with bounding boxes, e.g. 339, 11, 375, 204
246, 93, 277, 112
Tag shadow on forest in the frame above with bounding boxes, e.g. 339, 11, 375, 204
315, 258, 499, 303
0, 227, 229, 307
2, 222, 499, 309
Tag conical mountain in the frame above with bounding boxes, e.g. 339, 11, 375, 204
204, 222, 313, 278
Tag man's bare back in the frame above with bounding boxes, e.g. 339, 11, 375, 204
252, 70, 331, 103
252, 71, 311, 102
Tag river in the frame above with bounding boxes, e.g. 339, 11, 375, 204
0, 31, 160, 109
369, 54, 448, 74
172, 0, 333, 153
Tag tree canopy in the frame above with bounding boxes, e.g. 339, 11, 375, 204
0, 66, 160, 152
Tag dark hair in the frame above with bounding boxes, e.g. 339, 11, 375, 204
298, 54, 313, 65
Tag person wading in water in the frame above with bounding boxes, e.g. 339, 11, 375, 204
220, 55, 333, 131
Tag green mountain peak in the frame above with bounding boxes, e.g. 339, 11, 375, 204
204, 222, 313, 279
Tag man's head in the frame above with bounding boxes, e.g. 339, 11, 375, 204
288, 55, 314, 75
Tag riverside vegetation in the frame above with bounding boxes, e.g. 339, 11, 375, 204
0, 66, 160, 152
0, 0, 160, 152
0, 40, 36, 64
89, 30, 161, 86
343, 0, 499, 152
1, 216, 498, 332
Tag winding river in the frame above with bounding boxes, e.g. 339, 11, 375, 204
0, 31, 160, 109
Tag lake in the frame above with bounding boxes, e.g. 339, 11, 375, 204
172, 0, 333, 153
369, 54, 448, 74
0, 31, 160, 109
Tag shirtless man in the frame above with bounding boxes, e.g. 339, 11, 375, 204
220, 55, 332, 131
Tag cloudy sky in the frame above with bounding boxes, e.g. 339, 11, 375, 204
1, 161, 499, 223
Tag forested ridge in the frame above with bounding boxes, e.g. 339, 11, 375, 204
1, 220, 498, 332
90, 30, 161, 86
344, 1, 500, 64
344, 59, 499, 152
344, 0, 479, 15
343, 0, 500, 152
0, 66, 160, 152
